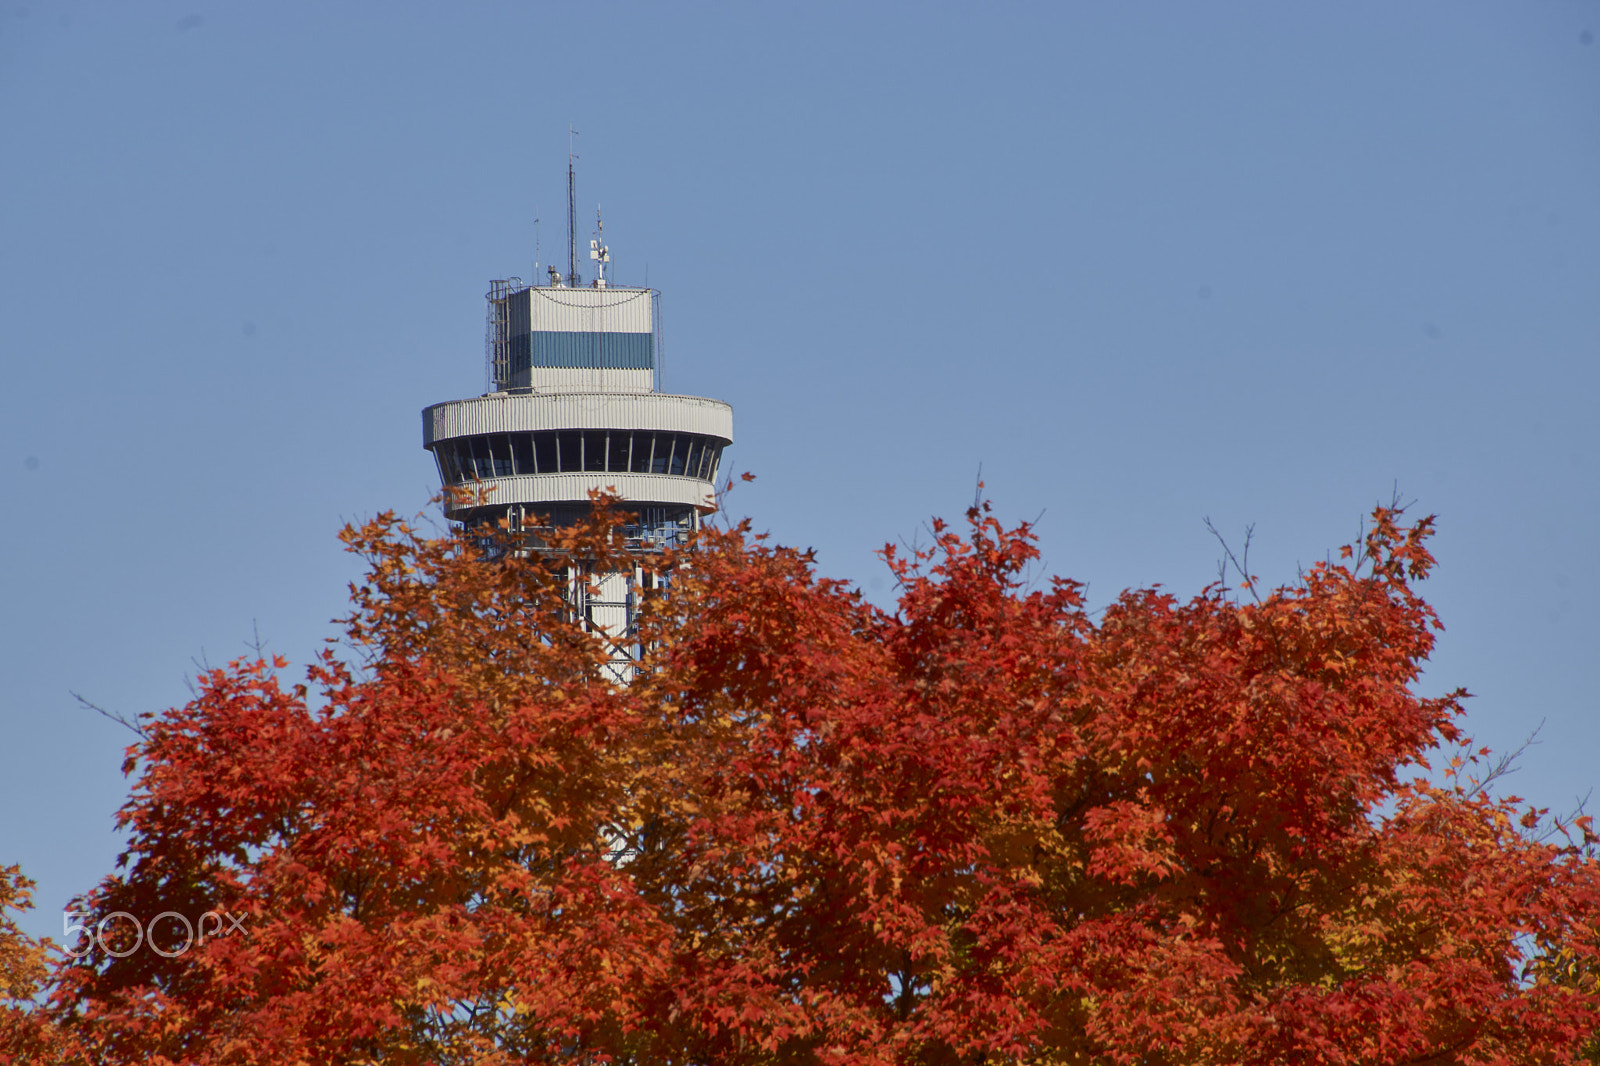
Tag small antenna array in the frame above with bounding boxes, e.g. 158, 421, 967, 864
589, 206, 611, 287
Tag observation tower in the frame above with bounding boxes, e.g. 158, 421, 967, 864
421, 204, 732, 677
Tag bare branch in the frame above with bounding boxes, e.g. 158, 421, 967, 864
1462, 722, 1541, 800
71, 691, 148, 739
246, 619, 272, 660
1205, 517, 1263, 604
1387, 480, 1417, 514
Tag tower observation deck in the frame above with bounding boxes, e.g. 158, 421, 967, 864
421, 250, 733, 676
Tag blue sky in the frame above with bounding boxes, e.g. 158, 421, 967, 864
2, 2, 1596, 939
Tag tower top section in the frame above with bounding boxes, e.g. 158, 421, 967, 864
425, 176, 730, 541
486, 281, 657, 395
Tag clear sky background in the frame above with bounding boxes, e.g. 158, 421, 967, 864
2, 3, 1596, 940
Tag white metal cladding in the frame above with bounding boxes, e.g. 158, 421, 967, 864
443, 472, 715, 512
424, 392, 733, 445
523, 286, 653, 333
518, 368, 653, 393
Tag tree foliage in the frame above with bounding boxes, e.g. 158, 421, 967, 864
8, 501, 1599, 1064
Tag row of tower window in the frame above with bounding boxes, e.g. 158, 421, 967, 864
433, 430, 725, 485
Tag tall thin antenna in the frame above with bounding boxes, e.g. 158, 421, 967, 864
533, 208, 540, 283
567, 126, 579, 286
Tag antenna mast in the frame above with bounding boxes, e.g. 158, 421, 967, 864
589, 205, 610, 287
567, 126, 579, 287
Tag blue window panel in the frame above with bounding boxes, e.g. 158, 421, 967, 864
527, 331, 653, 369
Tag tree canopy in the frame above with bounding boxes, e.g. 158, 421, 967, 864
5, 500, 1598, 1065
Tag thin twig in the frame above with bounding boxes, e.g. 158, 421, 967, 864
71, 691, 147, 739
1205, 517, 1263, 604
1464, 722, 1542, 800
